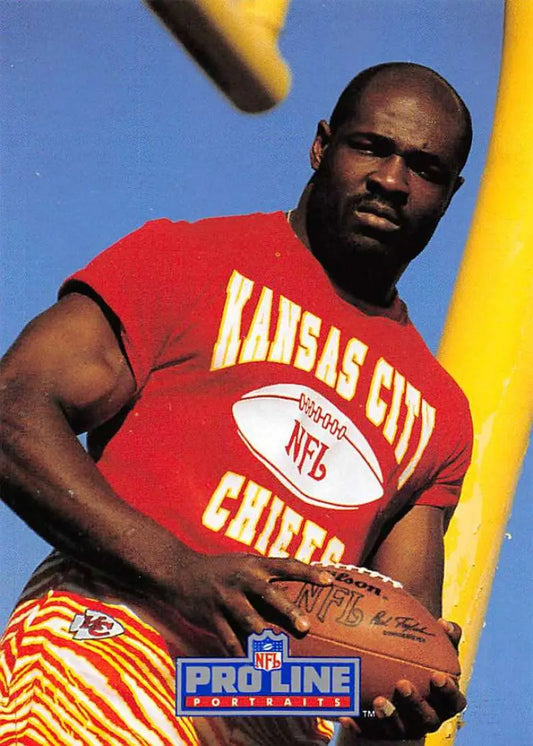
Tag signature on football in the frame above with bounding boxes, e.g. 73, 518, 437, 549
369, 611, 436, 637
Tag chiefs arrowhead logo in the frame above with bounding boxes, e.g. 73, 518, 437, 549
69, 609, 125, 640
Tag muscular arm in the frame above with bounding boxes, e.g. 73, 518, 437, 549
369, 504, 445, 617
0, 293, 331, 652
338, 505, 463, 744
0, 293, 143, 572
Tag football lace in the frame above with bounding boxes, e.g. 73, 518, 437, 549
311, 561, 403, 589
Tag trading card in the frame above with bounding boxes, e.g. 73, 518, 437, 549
1, 2, 530, 745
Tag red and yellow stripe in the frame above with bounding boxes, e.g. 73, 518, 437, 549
1, 591, 334, 745
0, 592, 198, 746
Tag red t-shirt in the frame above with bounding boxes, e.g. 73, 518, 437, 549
61, 213, 473, 566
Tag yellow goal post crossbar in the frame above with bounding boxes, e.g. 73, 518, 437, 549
427, 0, 533, 742
143, 0, 291, 112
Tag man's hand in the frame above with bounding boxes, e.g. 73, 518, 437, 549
0, 294, 328, 662
160, 553, 334, 656
338, 619, 466, 742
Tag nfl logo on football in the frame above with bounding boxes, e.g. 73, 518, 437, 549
175, 629, 360, 717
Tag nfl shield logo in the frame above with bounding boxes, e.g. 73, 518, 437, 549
252, 630, 284, 671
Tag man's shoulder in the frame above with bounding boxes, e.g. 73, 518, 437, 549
401, 314, 472, 418
96, 211, 288, 271
139, 210, 285, 236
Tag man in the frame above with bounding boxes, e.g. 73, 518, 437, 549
0, 62, 471, 744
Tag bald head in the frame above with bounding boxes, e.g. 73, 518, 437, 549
329, 63, 472, 171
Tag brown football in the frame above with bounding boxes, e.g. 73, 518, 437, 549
272, 563, 460, 708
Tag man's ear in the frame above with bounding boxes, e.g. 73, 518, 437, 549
441, 174, 465, 214
453, 175, 465, 195
310, 120, 332, 170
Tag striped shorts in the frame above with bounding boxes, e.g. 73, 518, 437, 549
0, 591, 334, 746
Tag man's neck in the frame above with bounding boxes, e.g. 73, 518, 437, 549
287, 191, 401, 310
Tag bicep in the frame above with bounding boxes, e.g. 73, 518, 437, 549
368, 504, 445, 617
0, 292, 136, 432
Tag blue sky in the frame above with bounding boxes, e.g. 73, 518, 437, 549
1, 1, 531, 744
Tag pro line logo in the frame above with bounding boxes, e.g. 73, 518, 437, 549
175, 629, 360, 717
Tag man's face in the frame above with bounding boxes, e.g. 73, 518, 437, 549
306, 76, 465, 285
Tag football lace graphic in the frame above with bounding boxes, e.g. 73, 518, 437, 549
232, 384, 384, 509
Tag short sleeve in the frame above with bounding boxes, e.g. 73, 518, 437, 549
59, 219, 187, 391
414, 396, 473, 516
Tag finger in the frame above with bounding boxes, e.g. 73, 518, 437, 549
225, 595, 271, 637
258, 582, 312, 634
372, 696, 406, 739
338, 717, 361, 735
392, 680, 441, 738
429, 672, 467, 719
264, 557, 334, 585
213, 615, 245, 657
438, 618, 462, 647
217, 589, 271, 653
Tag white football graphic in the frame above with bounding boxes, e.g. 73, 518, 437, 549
232, 384, 383, 509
